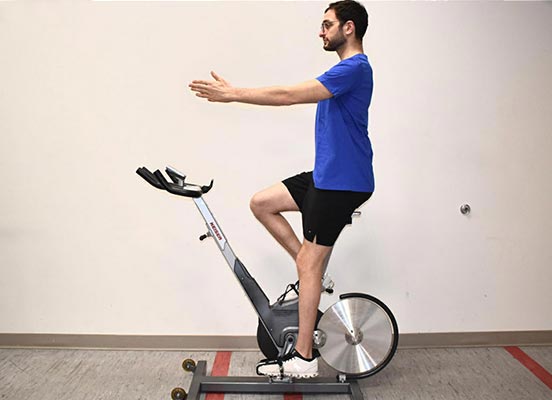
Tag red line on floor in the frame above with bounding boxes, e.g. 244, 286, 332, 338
505, 346, 552, 390
205, 351, 232, 400
284, 394, 303, 400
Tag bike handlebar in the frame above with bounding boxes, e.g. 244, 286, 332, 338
136, 166, 213, 198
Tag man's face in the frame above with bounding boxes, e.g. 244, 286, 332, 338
319, 9, 346, 52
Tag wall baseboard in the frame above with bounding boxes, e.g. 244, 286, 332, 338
398, 330, 552, 348
1, 331, 551, 350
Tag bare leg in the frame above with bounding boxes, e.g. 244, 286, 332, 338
250, 183, 302, 260
251, 183, 333, 359
294, 239, 333, 358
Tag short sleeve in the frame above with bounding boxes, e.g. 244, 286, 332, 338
316, 59, 363, 97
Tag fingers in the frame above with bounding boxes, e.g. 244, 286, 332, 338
188, 79, 218, 93
189, 81, 215, 100
188, 72, 228, 90
188, 72, 230, 102
189, 80, 210, 87
188, 82, 212, 97
211, 71, 227, 84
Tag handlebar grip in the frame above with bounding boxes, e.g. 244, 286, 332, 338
136, 167, 164, 190
201, 180, 214, 194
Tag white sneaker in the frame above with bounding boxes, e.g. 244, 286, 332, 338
256, 350, 318, 378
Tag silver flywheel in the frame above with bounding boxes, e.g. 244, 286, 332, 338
317, 293, 398, 378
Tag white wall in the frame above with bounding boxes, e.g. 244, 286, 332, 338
1, 1, 551, 336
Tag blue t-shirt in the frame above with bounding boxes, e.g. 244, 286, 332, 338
314, 54, 374, 192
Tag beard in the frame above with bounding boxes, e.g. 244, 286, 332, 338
323, 31, 347, 52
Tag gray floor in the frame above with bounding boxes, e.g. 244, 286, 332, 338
1, 347, 551, 399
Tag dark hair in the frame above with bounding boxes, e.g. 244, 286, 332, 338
326, 0, 368, 41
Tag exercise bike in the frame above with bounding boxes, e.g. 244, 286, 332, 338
136, 165, 399, 400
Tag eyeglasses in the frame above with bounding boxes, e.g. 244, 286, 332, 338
320, 20, 340, 32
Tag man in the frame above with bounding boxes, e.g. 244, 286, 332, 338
189, 0, 373, 378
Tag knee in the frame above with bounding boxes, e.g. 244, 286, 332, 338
249, 192, 267, 218
296, 245, 329, 280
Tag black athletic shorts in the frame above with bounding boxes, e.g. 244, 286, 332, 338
282, 171, 372, 247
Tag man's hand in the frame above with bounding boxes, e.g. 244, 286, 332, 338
189, 71, 234, 103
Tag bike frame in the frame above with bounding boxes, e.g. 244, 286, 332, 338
193, 196, 280, 349
136, 166, 314, 355
193, 197, 238, 268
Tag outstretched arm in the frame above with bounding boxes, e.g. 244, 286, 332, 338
189, 71, 332, 106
